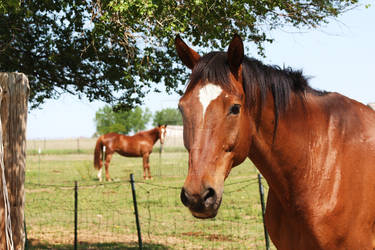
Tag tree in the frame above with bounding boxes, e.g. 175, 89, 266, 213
0, 0, 359, 109
95, 105, 151, 135
0, 0, 19, 14
153, 108, 182, 126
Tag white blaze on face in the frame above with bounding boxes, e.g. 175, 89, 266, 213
160, 127, 166, 143
199, 83, 223, 118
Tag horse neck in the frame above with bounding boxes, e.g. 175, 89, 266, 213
248, 93, 338, 207
147, 128, 160, 144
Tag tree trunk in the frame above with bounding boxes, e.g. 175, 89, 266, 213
0, 73, 29, 250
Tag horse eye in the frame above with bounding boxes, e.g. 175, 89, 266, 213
229, 104, 241, 115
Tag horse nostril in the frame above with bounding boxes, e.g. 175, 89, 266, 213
203, 187, 217, 207
180, 187, 190, 207
181, 187, 217, 209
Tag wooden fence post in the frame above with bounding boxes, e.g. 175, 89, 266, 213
0, 72, 29, 250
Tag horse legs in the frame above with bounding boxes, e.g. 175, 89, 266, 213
142, 153, 151, 180
97, 157, 104, 182
104, 151, 113, 181
97, 168, 103, 182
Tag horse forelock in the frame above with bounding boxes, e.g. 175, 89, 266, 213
187, 52, 234, 94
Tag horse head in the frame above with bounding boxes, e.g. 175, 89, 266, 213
176, 35, 253, 218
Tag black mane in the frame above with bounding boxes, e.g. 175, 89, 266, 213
188, 52, 328, 134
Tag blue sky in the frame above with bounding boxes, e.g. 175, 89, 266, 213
27, 3, 375, 139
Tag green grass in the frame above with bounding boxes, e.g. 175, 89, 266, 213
25, 149, 273, 249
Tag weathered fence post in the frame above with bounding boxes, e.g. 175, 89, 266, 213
257, 173, 270, 250
130, 174, 142, 249
0, 72, 29, 250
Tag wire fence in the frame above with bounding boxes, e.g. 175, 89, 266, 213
26, 126, 184, 154
25, 136, 273, 249
135, 176, 268, 249
25, 175, 271, 249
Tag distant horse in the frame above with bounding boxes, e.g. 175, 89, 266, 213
94, 125, 167, 181
175, 34, 375, 249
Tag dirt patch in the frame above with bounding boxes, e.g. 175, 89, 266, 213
27, 238, 44, 246
103, 190, 117, 194
27, 230, 196, 249
25, 187, 53, 193
181, 231, 234, 242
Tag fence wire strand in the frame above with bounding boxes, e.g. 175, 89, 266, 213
25, 145, 273, 249
25, 177, 270, 249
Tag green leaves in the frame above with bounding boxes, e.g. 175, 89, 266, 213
95, 106, 182, 135
0, 0, 359, 109
153, 108, 182, 126
0, 0, 21, 14
95, 106, 152, 135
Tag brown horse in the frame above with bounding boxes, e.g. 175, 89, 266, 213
175, 34, 375, 249
93, 125, 167, 181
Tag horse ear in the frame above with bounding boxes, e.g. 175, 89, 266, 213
227, 34, 244, 75
175, 35, 201, 70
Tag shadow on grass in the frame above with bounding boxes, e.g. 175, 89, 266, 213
27, 239, 171, 250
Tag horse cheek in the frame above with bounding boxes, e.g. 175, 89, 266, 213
232, 119, 252, 166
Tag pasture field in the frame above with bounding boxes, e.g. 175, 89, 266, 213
25, 140, 274, 249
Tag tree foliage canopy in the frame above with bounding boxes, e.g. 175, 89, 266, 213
0, 0, 358, 109
95, 105, 151, 135
153, 108, 182, 126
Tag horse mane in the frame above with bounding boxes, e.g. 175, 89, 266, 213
187, 52, 328, 134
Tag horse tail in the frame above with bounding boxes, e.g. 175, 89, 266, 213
94, 136, 104, 170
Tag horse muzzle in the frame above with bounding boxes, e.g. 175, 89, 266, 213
180, 186, 222, 219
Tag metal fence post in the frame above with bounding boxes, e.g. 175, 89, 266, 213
257, 173, 270, 250
74, 181, 78, 250
130, 174, 142, 249
159, 144, 163, 176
